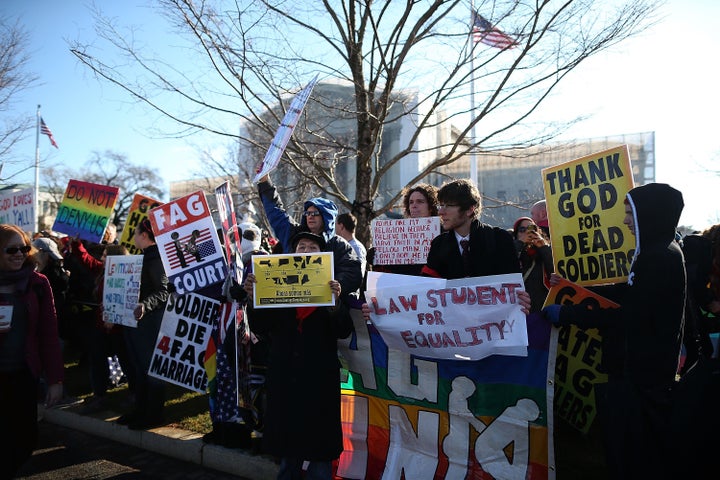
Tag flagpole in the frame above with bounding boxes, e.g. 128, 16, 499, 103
35, 105, 40, 234
469, 2, 479, 192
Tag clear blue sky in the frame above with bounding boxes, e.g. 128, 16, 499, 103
3, 0, 719, 230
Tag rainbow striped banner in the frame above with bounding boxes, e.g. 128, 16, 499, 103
337, 308, 556, 479
52, 180, 119, 243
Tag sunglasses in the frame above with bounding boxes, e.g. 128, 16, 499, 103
4, 245, 32, 255
303, 211, 322, 217
517, 224, 538, 233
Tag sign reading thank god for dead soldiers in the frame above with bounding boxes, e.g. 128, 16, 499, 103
252, 252, 334, 308
542, 145, 635, 286
544, 277, 618, 434
371, 217, 442, 265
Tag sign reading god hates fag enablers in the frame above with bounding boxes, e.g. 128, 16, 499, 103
371, 217, 441, 265
542, 145, 635, 286
149, 191, 228, 295
119, 193, 163, 255
544, 277, 618, 434
52, 180, 119, 243
365, 272, 528, 361
149, 292, 219, 393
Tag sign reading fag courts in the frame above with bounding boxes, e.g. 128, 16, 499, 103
252, 252, 334, 308
148, 191, 227, 295
52, 180, 119, 243
119, 193, 163, 255
542, 145, 635, 286
543, 277, 618, 434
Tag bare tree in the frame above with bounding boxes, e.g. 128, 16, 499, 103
69, 0, 660, 244
0, 19, 38, 175
43, 150, 165, 226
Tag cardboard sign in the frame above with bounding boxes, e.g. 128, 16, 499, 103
371, 217, 441, 265
103, 255, 144, 327
148, 191, 227, 295
0, 187, 34, 231
52, 180, 119, 243
542, 145, 635, 286
252, 252, 334, 308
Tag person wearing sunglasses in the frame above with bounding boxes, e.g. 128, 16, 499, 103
257, 173, 362, 304
512, 217, 553, 313
0, 224, 64, 478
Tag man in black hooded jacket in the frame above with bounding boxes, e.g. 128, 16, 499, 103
543, 183, 685, 480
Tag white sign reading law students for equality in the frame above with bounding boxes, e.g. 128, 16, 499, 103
364, 271, 528, 361
371, 216, 441, 265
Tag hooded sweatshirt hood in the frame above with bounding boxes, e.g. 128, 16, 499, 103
626, 183, 684, 261
302, 197, 338, 242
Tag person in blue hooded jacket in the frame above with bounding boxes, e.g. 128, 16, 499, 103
257, 174, 362, 303
543, 183, 685, 480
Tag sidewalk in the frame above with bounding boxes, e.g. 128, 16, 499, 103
40, 402, 279, 480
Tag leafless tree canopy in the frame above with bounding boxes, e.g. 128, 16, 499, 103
0, 19, 38, 173
43, 150, 165, 227
69, 0, 660, 243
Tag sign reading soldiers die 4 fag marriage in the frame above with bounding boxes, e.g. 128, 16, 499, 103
542, 145, 635, 286
148, 191, 227, 295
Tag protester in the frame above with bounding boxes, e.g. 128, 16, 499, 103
335, 212, 367, 274
367, 183, 439, 277
542, 183, 685, 479
32, 236, 70, 341
530, 199, 550, 240
68, 238, 135, 413
117, 218, 169, 430
244, 231, 352, 480
0, 224, 64, 479
512, 217, 553, 312
102, 222, 118, 245
257, 173, 362, 302
421, 178, 522, 280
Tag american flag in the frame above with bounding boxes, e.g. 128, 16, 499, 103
471, 11, 518, 50
40, 117, 59, 148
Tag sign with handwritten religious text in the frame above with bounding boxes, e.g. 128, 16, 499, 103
103, 254, 144, 327
0, 187, 34, 231
371, 217, 441, 265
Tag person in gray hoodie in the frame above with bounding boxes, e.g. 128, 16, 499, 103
543, 183, 685, 480
257, 174, 362, 303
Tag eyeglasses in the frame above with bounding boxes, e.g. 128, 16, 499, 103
517, 225, 538, 233
303, 211, 322, 217
4, 245, 31, 255
437, 204, 459, 210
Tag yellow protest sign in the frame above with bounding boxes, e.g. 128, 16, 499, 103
542, 145, 635, 286
544, 277, 619, 433
252, 252, 334, 308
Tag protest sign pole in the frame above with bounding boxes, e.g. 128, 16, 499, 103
34, 105, 41, 233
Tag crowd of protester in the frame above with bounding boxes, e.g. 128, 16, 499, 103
2, 176, 720, 479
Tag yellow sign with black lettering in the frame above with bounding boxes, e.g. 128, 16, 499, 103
252, 252, 334, 308
542, 145, 635, 286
